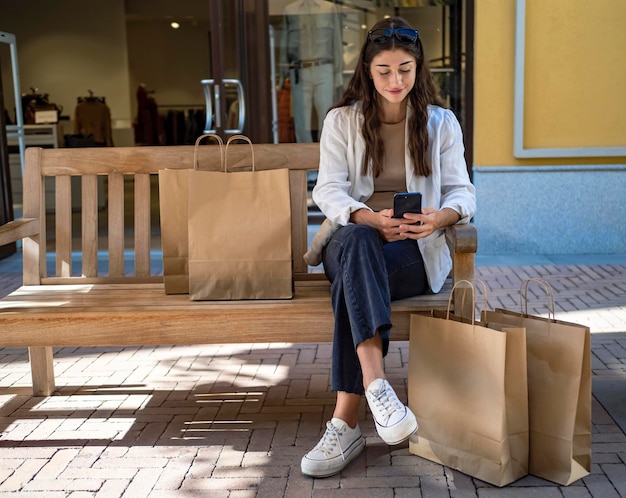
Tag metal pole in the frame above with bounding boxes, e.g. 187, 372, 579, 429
0, 56, 16, 257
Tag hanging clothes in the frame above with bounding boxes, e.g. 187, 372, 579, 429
278, 78, 296, 143
134, 85, 164, 145
74, 97, 113, 146
162, 108, 206, 145
165, 110, 186, 145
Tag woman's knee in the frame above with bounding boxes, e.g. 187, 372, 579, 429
333, 224, 381, 249
323, 224, 384, 280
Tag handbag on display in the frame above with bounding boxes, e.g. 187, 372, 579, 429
22, 91, 62, 124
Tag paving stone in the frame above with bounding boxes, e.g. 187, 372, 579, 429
94, 478, 132, 497
0, 459, 47, 492
120, 467, 162, 498
603, 463, 626, 497
561, 487, 593, 498
583, 473, 622, 498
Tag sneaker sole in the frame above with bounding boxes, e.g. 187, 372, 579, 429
301, 436, 366, 478
377, 418, 418, 445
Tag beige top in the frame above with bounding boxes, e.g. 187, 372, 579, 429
366, 120, 406, 211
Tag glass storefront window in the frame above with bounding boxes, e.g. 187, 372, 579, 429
269, 0, 465, 143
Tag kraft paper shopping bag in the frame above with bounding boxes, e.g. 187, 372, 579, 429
482, 278, 591, 485
408, 281, 529, 487
187, 135, 293, 300
158, 133, 224, 294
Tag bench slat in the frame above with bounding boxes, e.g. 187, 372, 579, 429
134, 173, 151, 277
55, 176, 73, 277
290, 170, 309, 274
108, 173, 125, 277
0, 281, 452, 311
81, 175, 99, 277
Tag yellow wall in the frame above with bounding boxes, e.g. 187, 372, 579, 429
473, 0, 626, 166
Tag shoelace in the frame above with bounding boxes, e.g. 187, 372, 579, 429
316, 421, 346, 460
370, 383, 404, 422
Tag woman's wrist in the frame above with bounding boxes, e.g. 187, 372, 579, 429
349, 208, 373, 225
440, 207, 461, 227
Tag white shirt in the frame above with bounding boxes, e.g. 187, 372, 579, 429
312, 102, 476, 293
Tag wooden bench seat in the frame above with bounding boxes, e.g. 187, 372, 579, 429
0, 279, 455, 347
0, 143, 476, 396
0, 280, 457, 346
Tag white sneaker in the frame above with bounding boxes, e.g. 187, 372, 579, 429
365, 378, 418, 445
301, 418, 365, 478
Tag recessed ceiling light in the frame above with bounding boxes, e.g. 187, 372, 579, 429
170, 21, 180, 29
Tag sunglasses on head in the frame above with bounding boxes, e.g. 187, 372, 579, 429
368, 27, 419, 44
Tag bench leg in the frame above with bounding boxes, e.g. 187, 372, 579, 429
28, 347, 55, 396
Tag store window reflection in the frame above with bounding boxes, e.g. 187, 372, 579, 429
270, 0, 465, 144
278, 0, 343, 143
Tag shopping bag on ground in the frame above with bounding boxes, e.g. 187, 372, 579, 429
158, 133, 224, 294
408, 280, 529, 487
187, 134, 293, 300
481, 278, 591, 486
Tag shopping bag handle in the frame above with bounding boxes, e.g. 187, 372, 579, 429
520, 278, 555, 319
193, 133, 225, 171
225, 134, 256, 172
447, 278, 489, 323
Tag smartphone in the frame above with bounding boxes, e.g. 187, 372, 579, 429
392, 192, 422, 219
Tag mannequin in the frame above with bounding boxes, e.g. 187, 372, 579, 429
280, 0, 343, 142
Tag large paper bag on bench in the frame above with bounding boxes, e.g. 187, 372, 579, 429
159, 134, 224, 294
481, 278, 591, 486
187, 135, 293, 300
408, 284, 529, 487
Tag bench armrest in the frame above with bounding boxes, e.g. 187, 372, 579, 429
445, 223, 477, 255
0, 218, 40, 247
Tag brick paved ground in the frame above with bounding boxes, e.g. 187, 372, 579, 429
0, 263, 625, 497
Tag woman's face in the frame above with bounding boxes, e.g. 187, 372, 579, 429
369, 48, 416, 105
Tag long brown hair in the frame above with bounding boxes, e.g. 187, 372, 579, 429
331, 17, 445, 178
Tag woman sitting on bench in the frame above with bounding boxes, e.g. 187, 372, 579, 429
301, 16, 476, 478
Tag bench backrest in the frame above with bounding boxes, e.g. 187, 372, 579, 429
22, 143, 319, 285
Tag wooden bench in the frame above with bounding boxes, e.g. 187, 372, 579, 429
0, 143, 477, 396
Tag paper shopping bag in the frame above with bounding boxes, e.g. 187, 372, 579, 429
158, 134, 224, 294
187, 135, 293, 300
408, 282, 528, 487
481, 279, 591, 485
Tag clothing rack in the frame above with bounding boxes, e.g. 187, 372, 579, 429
72, 90, 112, 146
161, 106, 206, 146
159, 104, 204, 109
77, 90, 106, 104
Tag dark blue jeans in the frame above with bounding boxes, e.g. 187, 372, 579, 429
322, 224, 428, 395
